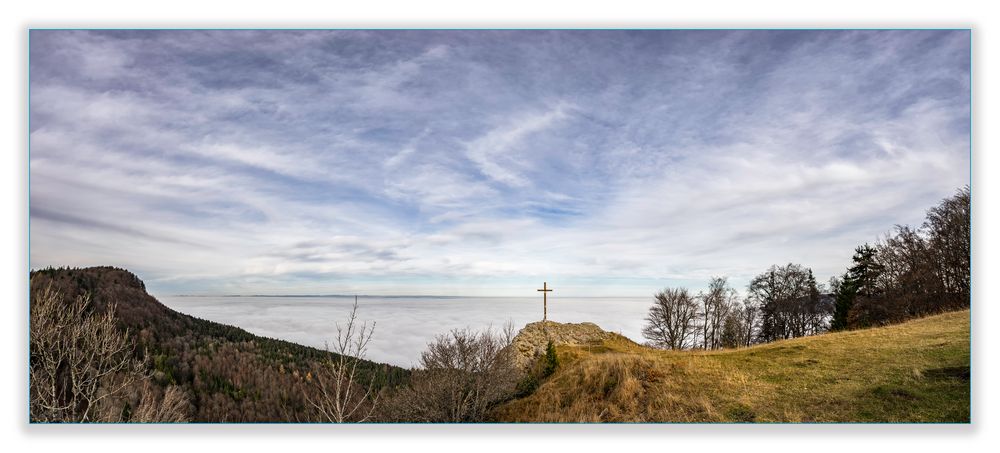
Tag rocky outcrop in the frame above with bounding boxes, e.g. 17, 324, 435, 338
510, 320, 614, 370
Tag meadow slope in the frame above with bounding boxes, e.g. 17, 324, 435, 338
492, 310, 970, 422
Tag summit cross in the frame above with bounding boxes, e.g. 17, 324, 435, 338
537, 281, 553, 322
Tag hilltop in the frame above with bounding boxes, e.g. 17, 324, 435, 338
494, 310, 970, 422
510, 320, 623, 370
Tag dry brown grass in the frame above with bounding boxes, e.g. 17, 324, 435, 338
491, 310, 970, 423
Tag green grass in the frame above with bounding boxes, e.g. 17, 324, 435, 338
492, 310, 970, 422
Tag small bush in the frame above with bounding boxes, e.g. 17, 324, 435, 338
543, 341, 559, 377
515, 374, 539, 397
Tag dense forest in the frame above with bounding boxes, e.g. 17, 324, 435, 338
29, 266, 409, 422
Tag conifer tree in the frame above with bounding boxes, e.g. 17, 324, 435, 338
831, 244, 883, 330
542, 341, 558, 377
830, 272, 855, 331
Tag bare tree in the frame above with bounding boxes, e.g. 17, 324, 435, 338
748, 263, 826, 342
924, 186, 970, 309
697, 291, 709, 350
29, 285, 190, 422
385, 322, 520, 422
720, 311, 742, 349
305, 297, 379, 422
642, 288, 699, 350
699, 277, 737, 350
737, 297, 759, 347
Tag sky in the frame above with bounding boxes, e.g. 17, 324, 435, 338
28, 30, 970, 297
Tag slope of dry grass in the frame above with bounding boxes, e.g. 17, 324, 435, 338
491, 310, 970, 423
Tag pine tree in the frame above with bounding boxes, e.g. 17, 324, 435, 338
830, 272, 856, 330
831, 244, 883, 330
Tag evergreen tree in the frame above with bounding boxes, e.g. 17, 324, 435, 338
831, 244, 883, 330
830, 272, 856, 330
542, 341, 558, 377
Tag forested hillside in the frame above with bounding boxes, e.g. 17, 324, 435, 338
29, 266, 408, 422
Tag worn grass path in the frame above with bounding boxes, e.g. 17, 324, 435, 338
492, 310, 970, 422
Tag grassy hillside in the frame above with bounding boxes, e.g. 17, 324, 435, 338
492, 310, 970, 423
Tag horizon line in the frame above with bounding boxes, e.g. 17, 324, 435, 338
161, 294, 655, 299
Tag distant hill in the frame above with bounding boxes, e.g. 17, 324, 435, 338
492, 310, 970, 422
29, 266, 409, 422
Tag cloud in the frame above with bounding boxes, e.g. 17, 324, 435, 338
184, 142, 328, 181
465, 103, 572, 187
30, 206, 206, 248
29, 30, 969, 298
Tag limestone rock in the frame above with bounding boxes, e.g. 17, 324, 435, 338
510, 320, 613, 370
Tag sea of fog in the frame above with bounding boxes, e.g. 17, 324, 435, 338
156, 295, 653, 368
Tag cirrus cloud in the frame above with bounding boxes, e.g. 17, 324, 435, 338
29, 30, 970, 297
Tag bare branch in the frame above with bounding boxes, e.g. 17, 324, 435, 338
304, 297, 379, 422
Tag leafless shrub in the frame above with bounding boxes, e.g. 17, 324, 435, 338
31, 286, 142, 422
130, 382, 191, 423
29, 285, 190, 422
304, 298, 379, 422
385, 322, 520, 422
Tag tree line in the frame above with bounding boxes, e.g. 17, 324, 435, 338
831, 186, 970, 329
641, 266, 833, 350
642, 186, 970, 350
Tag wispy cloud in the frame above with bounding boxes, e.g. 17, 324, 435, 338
29, 30, 970, 297
466, 103, 572, 187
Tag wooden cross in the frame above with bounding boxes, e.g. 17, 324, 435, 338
537, 281, 552, 321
